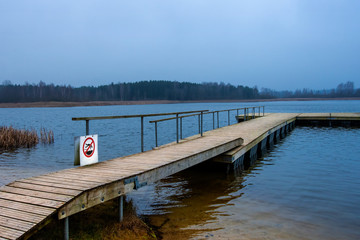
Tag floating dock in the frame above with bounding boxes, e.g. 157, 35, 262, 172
0, 112, 359, 240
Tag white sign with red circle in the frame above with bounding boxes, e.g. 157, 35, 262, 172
80, 135, 98, 166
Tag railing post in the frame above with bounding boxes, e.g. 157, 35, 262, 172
217, 111, 220, 128
86, 120, 89, 135
176, 114, 179, 143
180, 117, 183, 139
244, 108, 247, 121
263, 106, 265, 116
141, 116, 144, 152
119, 195, 124, 222
228, 110, 230, 126
259, 106, 261, 116
212, 112, 215, 129
64, 217, 69, 240
154, 122, 158, 147
198, 114, 200, 134
237, 109, 239, 116
200, 111, 203, 136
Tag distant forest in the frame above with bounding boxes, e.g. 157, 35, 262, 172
0, 80, 359, 103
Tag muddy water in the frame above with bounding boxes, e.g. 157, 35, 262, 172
130, 127, 360, 240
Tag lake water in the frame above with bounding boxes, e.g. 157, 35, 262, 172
1, 100, 360, 239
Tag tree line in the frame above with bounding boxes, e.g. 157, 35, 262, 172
0, 80, 358, 103
0, 80, 260, 103
260, 81, 360, 98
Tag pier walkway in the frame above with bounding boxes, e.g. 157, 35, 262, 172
1, 112, 358, 239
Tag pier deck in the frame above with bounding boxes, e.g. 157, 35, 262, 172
0, 112, 358, 239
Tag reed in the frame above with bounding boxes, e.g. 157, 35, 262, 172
0, 126, 55, 150
0, 126, 39, 150
40, 127, 54, 144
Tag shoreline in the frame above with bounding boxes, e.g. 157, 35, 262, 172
1, 97, 360, 108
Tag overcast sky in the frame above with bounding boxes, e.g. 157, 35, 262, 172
1, 1, 359, 90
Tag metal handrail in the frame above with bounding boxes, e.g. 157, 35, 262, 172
72, 110, 208, 152
149, 106, 265, 147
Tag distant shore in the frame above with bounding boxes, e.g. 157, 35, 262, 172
1, 98, 360, 108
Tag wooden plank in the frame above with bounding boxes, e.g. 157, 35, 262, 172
16, 179, 88, 191
0, 225, 24, 240
0, 192, 63, 209
0, 186, 72, 202
0, 199, 54, 216
29, 176, 100, 189
43, 172, 106, 184
8, 182, 81, 196
0, 207, 45, 223
55, 171, 123, 182
0, 215, 35, 232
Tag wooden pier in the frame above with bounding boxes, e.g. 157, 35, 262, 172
0, 112, 359, 240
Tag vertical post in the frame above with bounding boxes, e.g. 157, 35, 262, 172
198, 114, 200, 134
244, 108, 247, 121
263, 106, 265, 116
217, 111, 220, 128
155, 122, 158, 147
212, 112, 215, 129
228, 110, 230, 126
176, 114, 179, 143
86, 120, 89, 135
237, 109, 239, 116
180, 117, 183, 139
141, 116, 144, 152
252, 107, 255, 119
259, 106, 261, 116
200, 111, 203, 136
119, 195, 123, 222
64, 217, 69, 240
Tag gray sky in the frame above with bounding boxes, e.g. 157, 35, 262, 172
1, 0, 359, 90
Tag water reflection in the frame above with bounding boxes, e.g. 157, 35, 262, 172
131, 127, 360, 240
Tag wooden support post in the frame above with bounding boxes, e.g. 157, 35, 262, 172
217, 111, 219, 128
244, 108, 247, 121
119, 196, 124, 222
141, 116, 144, 152
64, 217, 69, 240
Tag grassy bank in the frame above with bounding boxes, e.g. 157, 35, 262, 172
1, 98, 360, 108
30, 198, 158, 240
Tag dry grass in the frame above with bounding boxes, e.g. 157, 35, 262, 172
0, 126, 54, 150
0, 126, 39, 149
